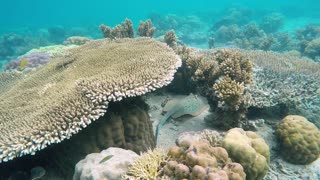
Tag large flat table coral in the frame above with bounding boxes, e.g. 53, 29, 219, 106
0, 37, 181, 163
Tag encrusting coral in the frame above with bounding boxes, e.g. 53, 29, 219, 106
276, 115, 320, 165
137, 19, 156, 37
0, 37, 181, 163
100, 18, 134, 39
222, 128, 270, 180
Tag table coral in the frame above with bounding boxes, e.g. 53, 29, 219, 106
222, 128, 270, 180
276, 115, 320, 165
0, 37, 181, 163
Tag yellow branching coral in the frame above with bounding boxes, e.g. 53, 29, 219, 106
214, 49, 253, 85
122, 148, 169, 180
213, 76, 244, 110
0, 37, 181, 163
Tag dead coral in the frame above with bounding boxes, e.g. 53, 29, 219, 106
100, 18, 134, 39
137, 19, 156, 37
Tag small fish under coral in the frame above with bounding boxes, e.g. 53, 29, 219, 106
155, 94, 209, 142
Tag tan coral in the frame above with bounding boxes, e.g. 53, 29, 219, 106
0, 37, 181, 163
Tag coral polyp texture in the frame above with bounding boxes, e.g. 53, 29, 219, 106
222, 128, 270, 180
0, 37, 181, 163
276, 115, 320, 165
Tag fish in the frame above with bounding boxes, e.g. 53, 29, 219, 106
19, 58, 28, 69
99, 155, 113, 164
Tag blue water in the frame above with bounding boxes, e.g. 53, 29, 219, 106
1, 0, 320, 64
1, 0, 320, 31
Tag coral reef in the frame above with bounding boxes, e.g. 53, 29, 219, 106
222, 128, 270, 180
259, 13, 284, 33
275, 115, 320, 165
4, 52, 50, 71
0, 38, 181, 163
73, 147, 139, 180
238, 49, 320, 127
25, 44, 78, 58
100, 18, 134, 39
160, 139, 246, 179
137, 19, 156, 37
63, 36, 91, 45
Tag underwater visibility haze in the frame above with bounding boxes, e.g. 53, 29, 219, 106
0, 0, 320, 180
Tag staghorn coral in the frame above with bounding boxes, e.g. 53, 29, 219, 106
0, 37, 181, 163
160, 139, 246, 179
276, 115, 320, 165
222, 128, 270, 180
122, 148, 168, 180
100, 18, 134, 39
137, 19, 156, 38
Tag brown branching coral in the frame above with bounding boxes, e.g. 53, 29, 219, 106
164, 30, 178, 49
0, 37, 181, 163
214, 49, 253, 84
137, 19, 156, 37
100, 18, 134, 39
213, 76, 245, 111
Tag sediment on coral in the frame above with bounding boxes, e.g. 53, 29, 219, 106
0, 37, 181, 163
100, 18, 134, 39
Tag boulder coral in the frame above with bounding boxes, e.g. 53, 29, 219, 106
0, 37, 181, 163
222, 128, 270, 180
73, 147, 139, 180
276, 115, 320, 164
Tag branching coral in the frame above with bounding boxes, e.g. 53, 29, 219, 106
137, 19, 156, 37
100, 18, 134, 39
213, 76, 244, 111
122, 148, 168, 179
164, 30, 178, 49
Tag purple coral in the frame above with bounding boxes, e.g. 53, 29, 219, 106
5, 52, 50, 71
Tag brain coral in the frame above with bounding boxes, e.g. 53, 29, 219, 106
276, 115, 320, 164
222, 128, 270, 180
0, 37, 181, 163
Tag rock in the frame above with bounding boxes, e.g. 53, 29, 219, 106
73, 147, 139, 180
